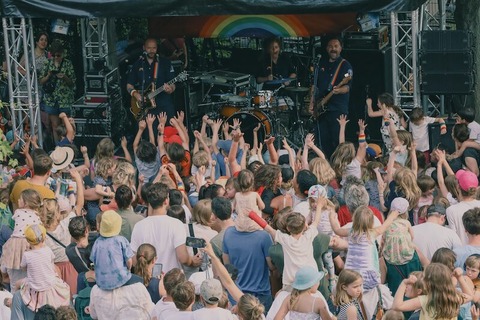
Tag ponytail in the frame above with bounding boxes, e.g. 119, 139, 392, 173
133, 243, 157, 286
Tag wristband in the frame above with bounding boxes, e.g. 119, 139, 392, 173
384, 118, 390, 126
358, 134, 366, 143
249, 211, 267, 229
130, 89, 137, 97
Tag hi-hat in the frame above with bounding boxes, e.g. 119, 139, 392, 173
285, 86, 310, 92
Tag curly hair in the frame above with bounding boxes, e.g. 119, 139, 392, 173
254, 164, 281, 192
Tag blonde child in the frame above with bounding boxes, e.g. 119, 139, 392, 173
234, 169, 265, 232
331, 117, 367, 187
392, 263, 469, 319
330, 205, 400, 290
309, 157, 336, 198
382, 197, 424, 294
435, 148, 462, 205
90, 210, 134, 290
334, 269, 364, 320
250, 196, 329, 289
465, 254, 480, 303
94, 157, 117, 204
1, 189, 43, 293
273, 266, 333, 320
413, 176, 435, 224
20, 224, 70, 311
366, 93, 407, 152
409, 107, 447, 161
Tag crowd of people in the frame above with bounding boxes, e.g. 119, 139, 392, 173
2, 34, 480, 320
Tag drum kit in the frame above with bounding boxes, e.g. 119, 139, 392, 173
200, 77, 309, 149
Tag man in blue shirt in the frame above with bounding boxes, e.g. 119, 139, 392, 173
223, 226, 273, 311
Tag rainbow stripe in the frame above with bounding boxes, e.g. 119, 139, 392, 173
199, 15, 309, 38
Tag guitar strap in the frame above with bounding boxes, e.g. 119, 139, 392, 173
152, 60, 159, 90
328, 58, 345, 91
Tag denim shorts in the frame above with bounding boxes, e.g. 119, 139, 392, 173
44, 103, 71, 116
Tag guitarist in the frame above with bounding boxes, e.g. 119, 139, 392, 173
127, 38, 176, 122
308, 36, 353, 158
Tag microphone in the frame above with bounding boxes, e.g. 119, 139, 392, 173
141, 51, 147, 59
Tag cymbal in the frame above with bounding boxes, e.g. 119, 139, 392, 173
265, 78, 296, 85
285, 86, 310, 92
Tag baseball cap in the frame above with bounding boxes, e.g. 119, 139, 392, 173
455, 169, 479, 192
308, 185, 327, 199
25, 224, 46, 245
200, 278, 223, 304
427, 204, 447, 216
163, 126, 183, 145
390, 197, 409, 214
366, 143, 382, 158
292, 266, 325, 290
99, 210, 122, 237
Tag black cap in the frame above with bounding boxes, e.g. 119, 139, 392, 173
427, 204, 447, 216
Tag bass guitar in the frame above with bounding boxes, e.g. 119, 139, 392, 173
313, 73, 351, 119
130, 71, 188, 121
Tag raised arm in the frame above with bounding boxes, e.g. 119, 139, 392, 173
120, 137, 132, 163
356, 119, 367, 163
410, 141, 418, 176
374, 210, 400, 236
337, 114, 349, 144
228, 131, 243, 175
59, 113, 75, 143
302, 134, 313, 169
145, 114, 156, 145
329, 209, 349, 237
252, 123, 261, 154
366, 98, 383, 118
210, 119, 222, 155
265, 136, 278, 165
133, 120, 146, 154
282, 138, 297, 173
70, 170, 84, 216
156, 113, 168, 156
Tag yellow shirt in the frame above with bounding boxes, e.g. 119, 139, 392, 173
10, 180, 55, 209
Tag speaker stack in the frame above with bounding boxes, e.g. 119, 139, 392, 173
420, 30, 475, 94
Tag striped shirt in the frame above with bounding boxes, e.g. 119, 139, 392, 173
21, 246, 57, 291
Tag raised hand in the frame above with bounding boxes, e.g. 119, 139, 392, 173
138, 120, 147, 130
253, 123, 261, 132
337, 114, 349, 127
264, 136, 275, 145
146, 114, 155, 127
80, 146, 88, 154
157, 112, 167, 126
282, 137, 291, 151
120, 137, 127, 149
194, 130, 202, 140
232, 131, 244, 142
304, 133, 314, 149
358, 119, 367, 132
366, 98, 372, 107
231, 118, 242, 131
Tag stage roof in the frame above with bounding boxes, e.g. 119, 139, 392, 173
2, 0, 427, 18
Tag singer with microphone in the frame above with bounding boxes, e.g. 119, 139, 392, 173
127, 37, 176, 122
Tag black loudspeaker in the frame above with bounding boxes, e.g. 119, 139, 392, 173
422, 73, 475, 94
428, 120, 456, 153
420, 30, 475, 95
420, 51, 473, 73
342, 47, 393, 144
421, 30, 473, 52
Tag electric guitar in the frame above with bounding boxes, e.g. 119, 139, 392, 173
313, 73, 351, 119
130, 71, 188, 121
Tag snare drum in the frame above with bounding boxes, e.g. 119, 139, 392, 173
253, 90, 273, 109
226, 110, 272, 145
220, 95, 249, 118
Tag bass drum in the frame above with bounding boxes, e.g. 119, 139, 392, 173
226, 110, 272, 146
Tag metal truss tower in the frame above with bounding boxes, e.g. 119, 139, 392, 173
2, 18, 42, 146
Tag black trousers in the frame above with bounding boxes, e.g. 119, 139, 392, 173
316, 110, 346, 159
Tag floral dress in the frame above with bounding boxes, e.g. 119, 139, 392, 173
382, 218, 415, 265
380, 109, 403, 152
41, 58, 76, 111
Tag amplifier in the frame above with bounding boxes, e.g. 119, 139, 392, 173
202, 70, 250, 88
344, 26, 389, 50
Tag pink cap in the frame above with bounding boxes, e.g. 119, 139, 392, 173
455, 169, 478, 192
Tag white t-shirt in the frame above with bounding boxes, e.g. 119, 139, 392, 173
412, 221, 462, 260
275, 227, 318, 286
192, 307, 238, 320
0, 290, 12, 320
130, 215, 187, 272
89, 283, 154, 320
47, 211, 76, 263
409, 116, 436, 152
342, 158, 362, 186
164, 311, 194, 320
266, 290, 332, 320
468, 121, 480, 144
152, 298, 178, 320
446, 200, 480, 245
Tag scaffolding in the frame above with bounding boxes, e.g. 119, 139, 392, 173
1, 18, 42, 146
389, 0, 450, 116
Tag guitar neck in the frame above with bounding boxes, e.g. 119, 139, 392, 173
147, 77, 178, 100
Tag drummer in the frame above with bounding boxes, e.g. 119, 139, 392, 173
256, 37, 296, 91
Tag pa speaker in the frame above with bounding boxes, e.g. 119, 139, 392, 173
421, 73, 474, 94
421, 30, 473, 52
420, 51, 473, 74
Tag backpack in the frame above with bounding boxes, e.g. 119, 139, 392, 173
74, 278, 93, 320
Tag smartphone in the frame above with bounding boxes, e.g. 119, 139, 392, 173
62, 172, 71, 180
186, 237, 206, 249
152, 263, 163, 278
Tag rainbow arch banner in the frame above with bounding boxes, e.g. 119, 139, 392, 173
199, 15, 308, 38
148, 13, 357, 38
